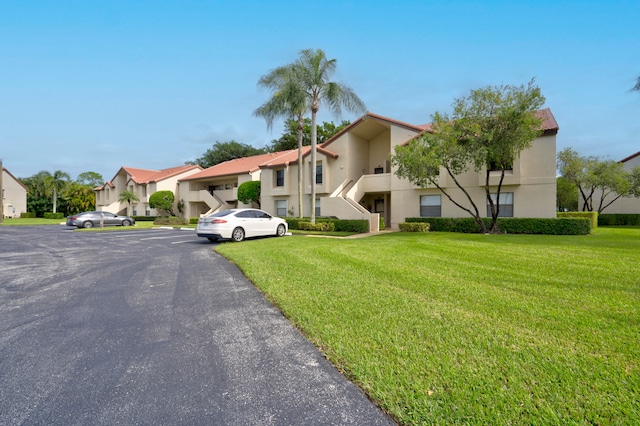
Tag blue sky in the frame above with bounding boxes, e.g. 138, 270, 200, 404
1, 0, 638, 181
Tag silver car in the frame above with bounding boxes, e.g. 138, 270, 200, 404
66, 211, 135, 228
197, 208, 288, 242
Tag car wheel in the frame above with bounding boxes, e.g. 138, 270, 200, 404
207, 237, 218, 242
276, 224, 286, 237
83, 221, 94, 229
231, 227, 245, 242
122, 220, 131, 226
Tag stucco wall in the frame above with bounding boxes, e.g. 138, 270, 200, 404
2, 169, 27, 218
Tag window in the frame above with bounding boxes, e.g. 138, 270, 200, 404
420, 195, 441, 217
276, 169, 285, 187
488, 158, 513, 171
132, 208, 137, 216
276, 200, 287, 216
316, 164, 323, 184
315, 198, 321, 217
374, 167, 384, 174
487, 192, 514, 217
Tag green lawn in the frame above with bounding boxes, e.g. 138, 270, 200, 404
216, 228, 640, 425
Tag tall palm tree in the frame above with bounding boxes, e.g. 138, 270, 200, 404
118, 190, 140, 215
293, 49, 366, 223
51, 170, 70, 213
34, 170, 70, 213
255, 65, 308, 218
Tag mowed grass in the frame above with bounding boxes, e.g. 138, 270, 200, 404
216, 228, 640, 425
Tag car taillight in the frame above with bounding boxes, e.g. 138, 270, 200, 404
70, 216, 77, 220
212, 219, 227, 224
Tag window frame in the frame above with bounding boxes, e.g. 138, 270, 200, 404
420, 194, 442, 217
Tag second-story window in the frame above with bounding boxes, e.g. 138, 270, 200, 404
276, 169, 285, 187
316, 164, 323, 184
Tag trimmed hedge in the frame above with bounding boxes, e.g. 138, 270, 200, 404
286, 217, 369, 233
190, 217, 199, 225
153, 216, 188, 226
557, 211, 598, 229
598, 214, 640, 226
20, 212, 36, 218
132, 216, 157, 222
405, 217, 591, 235
399, 222, 430, 232
43, 212, 65, 219
298, 221, 335, 231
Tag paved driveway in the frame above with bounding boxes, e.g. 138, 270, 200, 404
0, 226, 394, 425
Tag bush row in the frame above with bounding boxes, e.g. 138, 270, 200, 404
557, 211, 598, 229
399, 222, 430, 232
598, 214, 640, 226
153, 216, 189, 226
43, 212, 65, 219
285, 217, 370, 233
298, 221, 336, 231
20, 212, 36, 218
132, 216, 157, 222
405, 217, 591, 235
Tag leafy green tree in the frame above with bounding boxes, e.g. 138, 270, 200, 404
149, 190, 175, 216
64, 182, 96, 214
118, 190, 140, 215
291, 48, 366, 223
237, 181, 261, 208
557, 147, 640, 213
188, 141, 266, 168
556, 176, 579, 211
76, 171, 104, 187
391, 80, 545, 233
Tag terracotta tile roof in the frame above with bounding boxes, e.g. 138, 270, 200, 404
180, 151, 298, 180
123, 164, 202, 184
259, 145, 339, 169
620, 150, 640, 163
96, 164, 201, 190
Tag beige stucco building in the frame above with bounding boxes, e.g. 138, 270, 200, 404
95, 165, 202, 216
179, 110, 559, 230
2, 167, 28, 218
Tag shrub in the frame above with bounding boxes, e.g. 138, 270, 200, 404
298, 221, 335, 231
20, 212, 36, 218
399, 222, 430, 232
149, 191, 175, 215
557, 211, 598, 229
132, 216, 157, 222
43, 212, 65, 219
153, 216, 188, 226
190, 217, 199, 224
379, 216, 385, 231
598, 214, 640, 226
286, 218, 369, 233
405, 217, 591, 235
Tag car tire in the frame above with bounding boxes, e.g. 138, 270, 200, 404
231, 227, 245, 242
276, 224, 286, 237
122, 220, 131, 226
83, 221, 94, 229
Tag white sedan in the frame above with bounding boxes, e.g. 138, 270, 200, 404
196, 208, 288, 242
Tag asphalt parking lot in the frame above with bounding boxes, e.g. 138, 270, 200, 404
0, 226, 394, 425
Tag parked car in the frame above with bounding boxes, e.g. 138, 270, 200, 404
197, 208, 288, 242
66, 211, 135, 228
